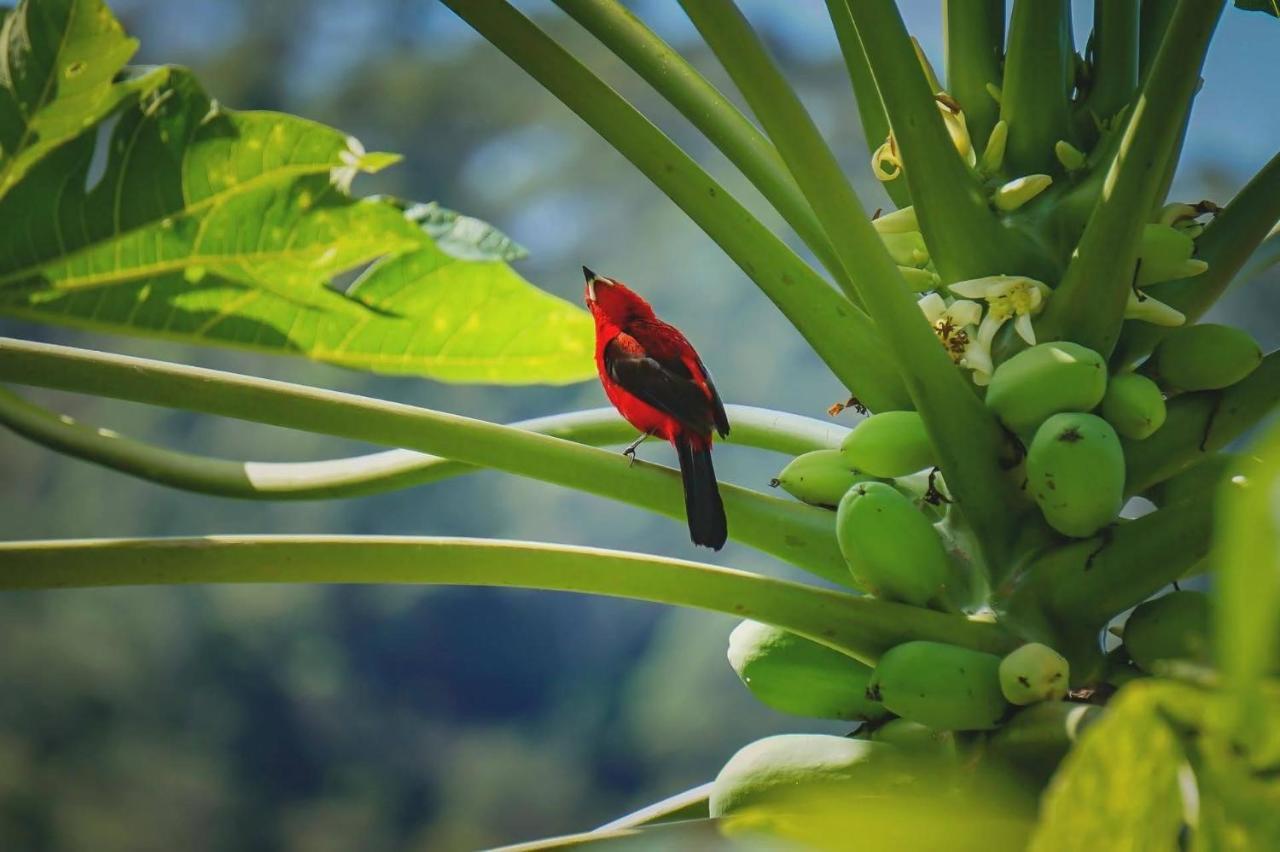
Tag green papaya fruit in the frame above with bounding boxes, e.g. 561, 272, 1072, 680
880, 231, 930, 267
1151, 323, 1263, 392
871, 205, 919, 234
866, 641, 1009, 731
727, 620, 889, 722
709, 734, 890, 817
998, 643, 1070, 705
770, 450, 874, 509
840, 411, 935, 477
898, 265, 941, 293
1100, 372, 1166, 440
1123, 591, 1211, 673
984, 342, 1108, 435
869, 718, 957, 758
1026, 413, 1125, 538
1137, 223, 1198, 286
836, 482, 962, 609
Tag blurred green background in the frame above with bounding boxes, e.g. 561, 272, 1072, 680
1, 2, 1277, 849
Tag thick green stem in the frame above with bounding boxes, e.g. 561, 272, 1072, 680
0, 338, 850, 584
1037, 0, 1225, 356
0, 392, 846, 500
1000, 0, 1075, 175
826, 0, 911, 209
841, 0, 1048, 282
1001, 497, 1212, 675
1138, 0, 1177, 83
1083, 1, 1140, 126
678, 0, 867, 309
1216, 422, 1280, 743
989, 702, 1103, 777
679, 0, 1029, 577
441, 0, 908, 410
1113, 150, 1280, 366
943, 0, 1005, 148
1123, 350, 1280, 495
0, 537, 1018, 664
551, 0, 849, 288
1059, 499, 1212, 625
594, 784, 713, 832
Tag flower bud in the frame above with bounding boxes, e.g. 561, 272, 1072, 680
871, 205, 919, 234
993, 174, 1053, 211
980, 120, 1008, 174
1054, 140, 1086, 172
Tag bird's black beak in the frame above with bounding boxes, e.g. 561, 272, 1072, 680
582, 266, 596, 281
583, 266, 599, 302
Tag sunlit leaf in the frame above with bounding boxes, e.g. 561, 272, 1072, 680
0, 0, 169, 199
1192, 710, 1280, 851
401, 199, 529, 262
0, 66, 593, 383
1030, 681, 1188, 851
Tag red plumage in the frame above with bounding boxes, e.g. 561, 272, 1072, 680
583, 267, 729, 550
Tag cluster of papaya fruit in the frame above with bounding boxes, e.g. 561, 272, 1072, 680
712, 588, 1219, 816
735, 268, 1264, 815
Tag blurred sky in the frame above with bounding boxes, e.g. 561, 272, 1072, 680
1, 2, 1278, 850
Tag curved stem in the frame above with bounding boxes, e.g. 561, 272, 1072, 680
1234, 227, 1280, 289
551, 0, 849, 290
1123, 350, 1280, 496
840, 0, 1048, 282
1037, 0, 1225, 356
679, 0, 1030, 577
441, 0, 909, 411
826, 0, 911, 209
678, 0, 867, 310
999, 0, 1074, 176
1083, 0, 1140, 127
943, 0, 1005, 149
594, 784, 712, 832
0, 392, 847, 500
0, 536, 1018, 665
1113, 150, 1280, 366
0, 338, 849, 584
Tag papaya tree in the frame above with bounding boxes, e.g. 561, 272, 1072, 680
2, 0, 1280, 847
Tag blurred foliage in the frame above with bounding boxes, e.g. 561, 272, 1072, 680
1, 1, 1278, 849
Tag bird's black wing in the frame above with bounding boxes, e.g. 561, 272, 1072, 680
605, 335, 715, 434
694, 355, 730, 438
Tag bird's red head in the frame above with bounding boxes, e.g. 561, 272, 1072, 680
583, 267, 655, 325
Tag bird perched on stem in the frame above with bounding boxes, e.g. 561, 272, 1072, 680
583, 267, 730, 549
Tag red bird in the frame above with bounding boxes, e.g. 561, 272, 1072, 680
583, 267, 730, 550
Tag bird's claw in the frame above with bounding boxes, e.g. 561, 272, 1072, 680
623, 447, 637, 468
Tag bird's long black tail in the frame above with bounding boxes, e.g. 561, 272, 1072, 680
675, 437, 727, 550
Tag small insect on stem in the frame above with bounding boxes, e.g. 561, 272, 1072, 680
828, 396, 868, 417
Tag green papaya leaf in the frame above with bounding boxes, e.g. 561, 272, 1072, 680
1235, 0, 1279, 18
0, 67, 593, 383
403, 199, 529, 262
0, 0, 167, 199
1192, 713, 1280, 851
1030, 681, 1189, 851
